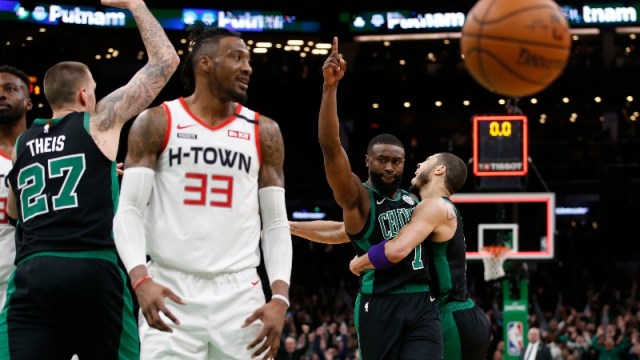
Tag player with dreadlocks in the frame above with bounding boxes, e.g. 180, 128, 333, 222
114, 22, 293, 359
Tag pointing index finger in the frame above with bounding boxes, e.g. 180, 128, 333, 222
332, 36, 339, 54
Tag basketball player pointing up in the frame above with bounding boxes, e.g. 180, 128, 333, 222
113, 23, 293, 359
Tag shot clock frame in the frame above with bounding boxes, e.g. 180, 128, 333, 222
472, 115, 528, 177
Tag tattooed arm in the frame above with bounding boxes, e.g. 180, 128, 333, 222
92, 0, 179, 160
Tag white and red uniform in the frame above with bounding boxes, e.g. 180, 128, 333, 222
0, 151, 15, 312
140, 98, 266, 359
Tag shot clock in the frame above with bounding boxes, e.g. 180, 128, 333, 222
472, 115, 528, 177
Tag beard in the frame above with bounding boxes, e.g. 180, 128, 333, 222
409, 183, 420, 198
409, 172, 429, 198
369, 171, 402, 197
0, 105, 24, 125
229, 89, 248, 104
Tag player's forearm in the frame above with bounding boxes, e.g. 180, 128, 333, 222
290, 220, 350, 244
350, 254, 374, 274
318, 85, 342, 152
130, 1, 179, 74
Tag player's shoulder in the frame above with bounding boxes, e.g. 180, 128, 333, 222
415, 197, 450, 218
257, 113, 283, 139
128, 103, 169, 144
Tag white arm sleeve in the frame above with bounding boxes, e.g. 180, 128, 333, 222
114, 167, 155, 273
259, 186, 293, 286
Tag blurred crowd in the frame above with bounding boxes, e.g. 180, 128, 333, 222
275, 251, 640, 360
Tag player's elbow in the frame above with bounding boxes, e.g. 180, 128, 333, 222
167, 52, 181, 74
385, 246, 407, 264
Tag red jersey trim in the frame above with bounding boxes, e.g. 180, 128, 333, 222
0, 150, 11, 161
254, 112, 262, 165
160, 102, 172, 153
178, 97, 238, 131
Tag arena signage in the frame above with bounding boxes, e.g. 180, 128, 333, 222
182, 9, 319, 32
561, 4, 638, 25
347, 2, 640, 33
0, 1, 320, 31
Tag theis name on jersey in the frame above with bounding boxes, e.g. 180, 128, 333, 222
26, 136, 66, 156
168, 146, 252, 174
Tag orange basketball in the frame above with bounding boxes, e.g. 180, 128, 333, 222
460, 0, 572, 98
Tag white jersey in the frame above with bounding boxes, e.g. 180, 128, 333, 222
144, 98, 262, 275
0, 151, 16, 289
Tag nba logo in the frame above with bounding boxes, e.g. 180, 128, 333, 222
507, 321, 523, 356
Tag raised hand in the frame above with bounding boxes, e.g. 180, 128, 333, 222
322, 37, 347, 86
101, 0, 143, 10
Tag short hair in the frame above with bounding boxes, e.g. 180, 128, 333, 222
43, 61, 90, 108
366, 133, 404, 152
437, 152, 467, 194
181, 22, 242, 93
0, 65, 30, 92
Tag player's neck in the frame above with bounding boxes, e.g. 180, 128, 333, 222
420, 183, 448, 200
185, 92, 235, 126
0, 119, 25, 155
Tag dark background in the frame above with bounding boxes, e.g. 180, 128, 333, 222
2, 0, 639, 309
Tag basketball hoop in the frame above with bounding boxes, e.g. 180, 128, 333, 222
479, 245, 512, 281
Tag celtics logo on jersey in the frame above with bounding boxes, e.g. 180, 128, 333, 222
402, 194, 415, 205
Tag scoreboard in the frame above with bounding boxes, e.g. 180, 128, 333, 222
472, 115, 528, 177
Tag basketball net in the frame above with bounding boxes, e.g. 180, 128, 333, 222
479, 245, 512, 281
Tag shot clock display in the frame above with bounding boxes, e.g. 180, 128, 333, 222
472, 115, 528, 176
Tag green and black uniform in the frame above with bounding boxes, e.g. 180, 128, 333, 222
1, 112, 139, 360
428, 197, 491, 360
350, 184, 442, 360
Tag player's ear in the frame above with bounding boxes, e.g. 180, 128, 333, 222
25, 98, 33, 111
199, 55, 212, 73
79, 88, 88, 107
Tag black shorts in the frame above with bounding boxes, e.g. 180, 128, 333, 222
440, 299, 491, 360
0, 250, 139, 360
355, 291, 442, 360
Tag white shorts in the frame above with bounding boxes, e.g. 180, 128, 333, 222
0, 231, 16, 312
139, 262, 266, 360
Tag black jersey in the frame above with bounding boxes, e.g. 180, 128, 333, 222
428, 197, 469, 303
349, 184, 430, 295
8, 112, 119, 263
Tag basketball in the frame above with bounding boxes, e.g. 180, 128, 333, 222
460, 0, 572, 98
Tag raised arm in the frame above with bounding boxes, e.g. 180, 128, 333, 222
243, 115, 292, 359
319, 37, 369, 233
92, 0, 179, 150
290, 220, 350, 244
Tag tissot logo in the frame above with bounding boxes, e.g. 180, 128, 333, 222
228, 130, 250, 140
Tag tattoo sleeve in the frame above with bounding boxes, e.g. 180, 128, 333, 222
258, 116, 286, 188
95, 1, 179, 132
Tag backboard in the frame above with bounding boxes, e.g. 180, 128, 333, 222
450, 193, 555, 260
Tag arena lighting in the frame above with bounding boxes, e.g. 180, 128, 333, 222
353, 32, 461, 42
353, 27, 598, 42
569, 28, 600, 35
616, 26, 640, 34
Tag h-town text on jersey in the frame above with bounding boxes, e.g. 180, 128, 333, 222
168, 146, 252, 174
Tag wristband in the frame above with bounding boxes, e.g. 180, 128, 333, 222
132, 275, 152, 291
271, 294, 290, 308
368, 240, 394, 270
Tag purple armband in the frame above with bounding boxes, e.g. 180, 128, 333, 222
368, 240, 394, 270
